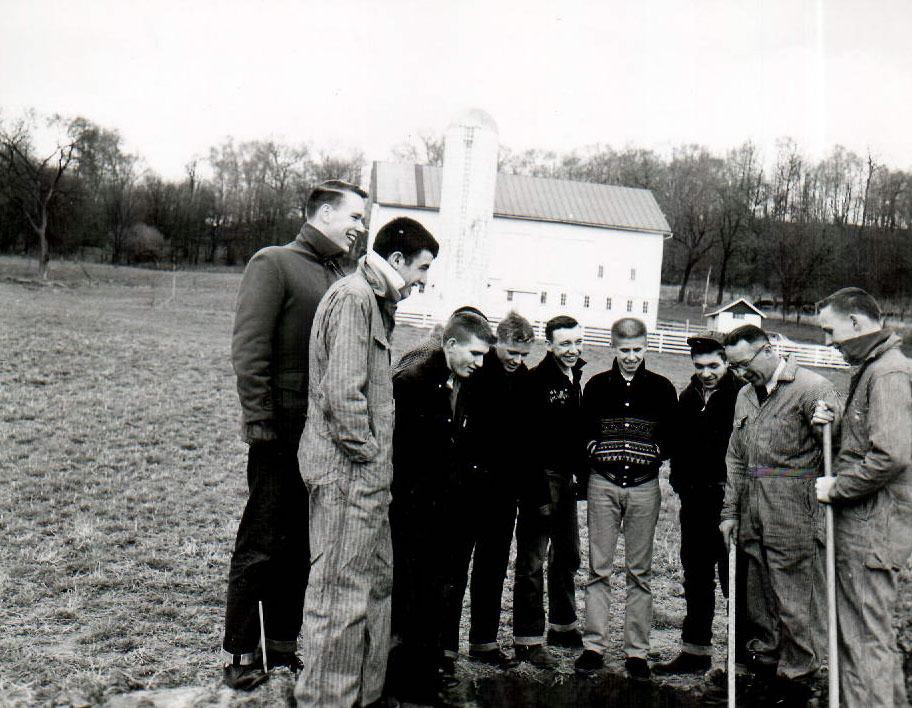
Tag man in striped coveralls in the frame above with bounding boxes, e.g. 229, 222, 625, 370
814, 287, 912, 708
294, 217, 438, 708
719, 324, 842, 705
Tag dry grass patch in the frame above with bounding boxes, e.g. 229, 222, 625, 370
0, 255, 903, 707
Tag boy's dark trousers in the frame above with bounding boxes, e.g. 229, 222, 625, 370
513, 470, 580, 642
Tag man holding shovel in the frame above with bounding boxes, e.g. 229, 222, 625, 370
719, 324, 841, 705
814, 287, 912, 708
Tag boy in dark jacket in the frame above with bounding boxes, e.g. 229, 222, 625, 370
656, 331, 740, 674
575, 317, 677, 680
513, 315, 586, 668
387, 310, 495, 703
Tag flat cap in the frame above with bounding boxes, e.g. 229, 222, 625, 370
686, 330, 726, 350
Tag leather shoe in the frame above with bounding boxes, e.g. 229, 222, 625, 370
574, 649, 604, 675
468, 647, 518, 669
223, 663, 268, 690
547, 628, 584, 648
653, 651, 711, 674
268, 650, 303, 672
514, 644, 559, 668
624, 656, 651, 679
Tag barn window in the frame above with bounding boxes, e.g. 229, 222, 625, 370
642, 301, 649, 314
630, 268, 636, 281
606, 297, 612, 310
597, 265, 604, 278
560, 293, 567, 306
626, 299, 633, 312
733, 312, 745, 320
506, 290, 513, 302
584, 295, 590, 308
540, 291, 547, 304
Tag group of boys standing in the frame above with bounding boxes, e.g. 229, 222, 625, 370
218, 179, 912, 708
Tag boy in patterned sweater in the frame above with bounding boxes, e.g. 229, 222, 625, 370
574, 317, 677, 679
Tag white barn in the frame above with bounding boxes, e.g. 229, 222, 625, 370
367, 110, 672, 331
704, 298, 766, 333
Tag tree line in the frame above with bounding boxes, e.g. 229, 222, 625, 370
3, 111, 911, 317
0, 112, 364, 278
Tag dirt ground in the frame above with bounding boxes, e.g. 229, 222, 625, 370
0, 256, 908, 707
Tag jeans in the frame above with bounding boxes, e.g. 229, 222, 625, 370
678, 485, 726, 651
439, 483, 517, 653
222, 437, 309, 659
583, 474, 660, 658
513, 470, 580, 644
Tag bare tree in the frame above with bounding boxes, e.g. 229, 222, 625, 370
663, 146, 722, 302
0, 113, 78, 279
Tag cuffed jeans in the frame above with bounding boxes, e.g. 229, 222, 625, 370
223, 437, 309, 660
440, 484, 517, 653
583, 474, 660, 658
513, 470, 580, 645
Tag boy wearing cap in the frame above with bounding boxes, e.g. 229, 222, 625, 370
656, 331, 740, 674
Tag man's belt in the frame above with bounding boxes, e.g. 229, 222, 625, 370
595, 467, 659, 488
748, 466, 819, 479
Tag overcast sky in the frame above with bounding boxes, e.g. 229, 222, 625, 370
2, 0, 910, 180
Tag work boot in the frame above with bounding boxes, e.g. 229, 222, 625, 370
547, 628, 584, 648
468, 647, 518, 669
574, 649, 604, 676
514, 644, 560, 668
267, 650, 304, 673
653, 651, 711, 674
222, 662, 268, 691
624, 656, 651, 679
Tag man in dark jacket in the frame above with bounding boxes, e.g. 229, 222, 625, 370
814, 288, 912, 708
575, 317, 677, 680
656, 331, 740, 674
386, 309, 496, 704
222, 180, 368, 690
513, 315, 586, 667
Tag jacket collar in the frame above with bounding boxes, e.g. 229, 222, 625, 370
610, 358, 646, 385
360, 252, 405, 303
298, 223, 345, 260
541, 350, 586, 384
688, 369, 737, 398
840, 328, 897, 366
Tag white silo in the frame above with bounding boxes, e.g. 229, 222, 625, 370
429, 109, 499, 317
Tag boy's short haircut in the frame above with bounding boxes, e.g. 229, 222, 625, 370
611, 317, 647, 341
545, 315, 579, 342
442, 310, 495, 346
816, 287, 882, 321
496, 310, 534, 344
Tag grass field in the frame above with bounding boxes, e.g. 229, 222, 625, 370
0, 256, 907, 707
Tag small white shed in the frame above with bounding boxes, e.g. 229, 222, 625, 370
705, 298, 766, 333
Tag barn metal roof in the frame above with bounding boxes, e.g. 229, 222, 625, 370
371, 161, 672, 235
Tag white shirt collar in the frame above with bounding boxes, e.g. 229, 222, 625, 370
766, 357, 787, 394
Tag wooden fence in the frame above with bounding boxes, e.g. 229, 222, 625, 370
394, 312, 850, 370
